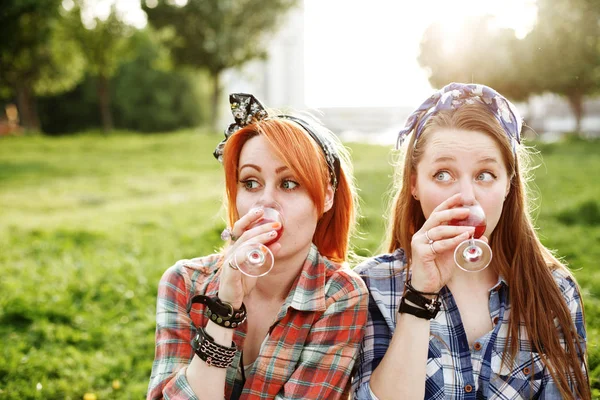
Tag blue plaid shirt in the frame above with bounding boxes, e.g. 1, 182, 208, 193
352, 249, 587, 399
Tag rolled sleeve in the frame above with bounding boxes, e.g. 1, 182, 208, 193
147, 264, 199, 400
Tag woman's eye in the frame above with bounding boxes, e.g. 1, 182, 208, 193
282, 180, 299, 190
476, 172, 496, 182
241, 179, 260, 189
434, 171, 452, 182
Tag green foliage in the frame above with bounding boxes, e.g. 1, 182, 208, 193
143, 0, 300, 130
143, 0, 299, 75
0, 133, 599, 398
525, 0, 600, 130
0, 0, 85, 130
0, 0, 83, 94
64, 2, 135, 79
111, 29, 210, 132
528, 0, 600, 97
37, 76, 102, 134
418, 16, 533, 101
418, 0, 600, 129
36, 29, 209, 134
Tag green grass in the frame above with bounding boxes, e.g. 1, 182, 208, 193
0, 131, 599, 399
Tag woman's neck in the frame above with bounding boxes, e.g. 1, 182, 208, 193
251, 243, 312, 302
447, 264, 499, 289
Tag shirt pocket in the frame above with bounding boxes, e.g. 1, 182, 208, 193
490, 349, 545, 399
425, 343, 444, 388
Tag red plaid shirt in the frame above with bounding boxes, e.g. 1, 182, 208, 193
147, 244, 368, 399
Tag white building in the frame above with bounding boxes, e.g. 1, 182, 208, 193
221, 3, 306, 123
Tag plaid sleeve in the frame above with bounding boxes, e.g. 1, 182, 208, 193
351, 291, 391, 400
276, 271, 369, 400
351, 255, 402, 400
147, 263, 199, 400
539, 270, 588, 398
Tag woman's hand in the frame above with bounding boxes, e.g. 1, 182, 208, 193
218, 208, 282, 308
410, 194, 476, 293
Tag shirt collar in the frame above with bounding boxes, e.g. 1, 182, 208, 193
279, 243, 328, 315
489, 275, 508, 293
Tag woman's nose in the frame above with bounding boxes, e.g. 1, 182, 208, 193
459, 180, 476, 205
256, 185, 279, 208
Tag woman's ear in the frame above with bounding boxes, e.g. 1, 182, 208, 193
324, 184, 335, 213
504, 179, 511, 201
411, 175, 419, 200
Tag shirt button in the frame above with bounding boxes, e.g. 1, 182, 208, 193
493, 316, 500, 325
473, 342, 482, 351
523, 367, 531, 375
464, 384, 473, 393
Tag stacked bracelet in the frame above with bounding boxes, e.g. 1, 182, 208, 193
191, 326, 237, 368
187, 294, 247, 329
398, 279, 441, 320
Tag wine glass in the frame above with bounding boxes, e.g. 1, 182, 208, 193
450, 203, 492, 272
230, 205, 284, 277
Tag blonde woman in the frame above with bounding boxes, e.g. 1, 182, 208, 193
353, 83, 590, 399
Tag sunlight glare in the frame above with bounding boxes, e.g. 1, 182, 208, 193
304, 0, 537, 107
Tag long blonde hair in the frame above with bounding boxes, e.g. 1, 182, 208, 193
387, 103, 590, 399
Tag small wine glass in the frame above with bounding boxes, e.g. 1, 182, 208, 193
230, 205, 284, 277
450, 203, 492, 272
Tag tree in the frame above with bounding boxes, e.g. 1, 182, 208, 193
526, 0, 600, 132
143, 0, 298, 131
0, 0, 85, 130
418, 1, 600, 134
64, 2, 136, 133
418, 16, 534, 102
37, 28, 210, 134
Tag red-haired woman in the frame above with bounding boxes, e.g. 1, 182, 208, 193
147, 93, 368, 400
352, 83, 590, 399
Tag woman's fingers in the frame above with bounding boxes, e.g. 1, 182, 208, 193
233, 221, 281, 245
425, 207, 469, 229
428, 231, 471, 255
229, 208, 264, 239
425, 225, 474, 242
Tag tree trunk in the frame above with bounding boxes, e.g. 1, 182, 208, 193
97, 73, 113, 133
566, 92, 583, 135
15, 83, 40, 131
210, 72, 222, 133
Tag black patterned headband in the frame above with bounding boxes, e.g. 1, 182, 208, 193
214, 93, 340, 189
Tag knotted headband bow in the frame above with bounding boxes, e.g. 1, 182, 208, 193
396, 83, 523, 154
214, 93, 340, 189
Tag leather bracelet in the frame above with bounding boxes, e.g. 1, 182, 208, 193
191, 326, 236, 368
398, 298, 439, 320
398, 280, 441, 320
187, 294, 247, 329
405, 278, 440, 296
402, 290, 441, 317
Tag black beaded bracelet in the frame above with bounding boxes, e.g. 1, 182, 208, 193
187, 294, 247, 329
191, 326, 237, 368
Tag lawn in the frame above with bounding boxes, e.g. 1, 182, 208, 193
0, 131, 599, 399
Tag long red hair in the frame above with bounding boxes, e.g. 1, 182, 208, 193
222, 118, 357, 263
387, 104, 590, 399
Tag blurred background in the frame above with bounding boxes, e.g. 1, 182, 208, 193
0, 0, 599, 399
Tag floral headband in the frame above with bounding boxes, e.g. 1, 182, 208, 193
214, 93, 340, 189
396, 82, 523, 154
